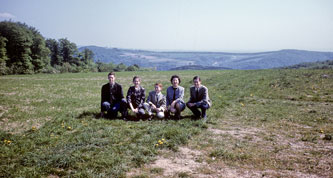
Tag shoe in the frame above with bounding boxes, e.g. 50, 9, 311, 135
202, 116, 207, 123
175, 113, 181, 120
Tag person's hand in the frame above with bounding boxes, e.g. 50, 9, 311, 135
170, 107, 176, 113
151, 104, 156, 109
153, 107, 160, 112
188, 103, 194, 107
132, 108, 138, 113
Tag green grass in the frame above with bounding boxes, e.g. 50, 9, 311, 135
1, 69, 333, 177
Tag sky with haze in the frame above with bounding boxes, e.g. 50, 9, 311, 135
1, 0, 332, 52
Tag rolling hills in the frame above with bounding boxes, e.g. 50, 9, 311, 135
79, 46, 333, 70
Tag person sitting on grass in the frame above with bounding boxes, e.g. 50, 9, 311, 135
101, 72, 127, 119
125, 76, 146, 120
166, 75, 185, 120
186, 76, 212, 121
143, 83, 166, 120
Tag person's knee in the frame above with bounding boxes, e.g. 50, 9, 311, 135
200, 104, 210, 109
186, 102, 191, 108
102, 101, 110, 107
143, 103, 150, 109
175, 103, 180, 110
138, 109, 145, 115
121, 99, 127, 105
102, 102, 111, 111
156, 112, 164, 119
176, 103, 185, 112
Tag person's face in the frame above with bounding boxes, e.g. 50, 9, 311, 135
155, 85, 162, 93
108, 75, 115, 84
193, 79, 201, 88
172, 78, 179, 88
133, 78, 141, 87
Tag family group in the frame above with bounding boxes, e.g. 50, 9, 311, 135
101, 72, 212, 121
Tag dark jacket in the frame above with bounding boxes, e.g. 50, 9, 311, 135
188, 85, 212, 107
101, 82, 124, 111
127, 86, 145, 108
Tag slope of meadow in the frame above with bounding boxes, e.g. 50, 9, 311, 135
1, 70, 332, 177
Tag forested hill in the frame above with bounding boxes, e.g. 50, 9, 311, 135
80, 46, 333, 70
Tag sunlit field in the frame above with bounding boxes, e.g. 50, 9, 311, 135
1, 70, 332, 177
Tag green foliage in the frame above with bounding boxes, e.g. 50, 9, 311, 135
0, 36, 8, 75
96, 61, 116, 72
115, 63, 127, 71
59, 38, 78, 64
126, 64, 139, 71
45, 38, 62, 66
0, 21, 155, 75
0, 21, 50, 74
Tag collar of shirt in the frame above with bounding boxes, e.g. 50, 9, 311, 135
155, 92, 161, 98
195, 86, 202, 90
109, 83, 115, 88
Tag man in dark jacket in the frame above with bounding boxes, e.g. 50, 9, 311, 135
101, 72, 127, 119
186, 76, 212, 121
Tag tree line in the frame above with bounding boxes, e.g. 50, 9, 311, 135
0, 21, 149, 75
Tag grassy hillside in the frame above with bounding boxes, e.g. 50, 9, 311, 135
282, 60, 333, 69
1, 70, 332, 177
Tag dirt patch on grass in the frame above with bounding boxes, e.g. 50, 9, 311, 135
208, 126, 264, 144
127, 146, 213, 177
207, 123, 333, 178
0, 117, 51, 134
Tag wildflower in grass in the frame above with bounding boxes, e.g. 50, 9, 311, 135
61, 122, 65, 128
320, 129, 324, 133
31, 126, 37, 131
155, 144, 159, 147
67, 126, 72, 130
3, 139, 12, 145
250, 93, 253, 97
240, 102, 245, 107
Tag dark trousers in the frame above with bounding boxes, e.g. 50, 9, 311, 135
101, 100, 127, 118
186, 102, 210, 118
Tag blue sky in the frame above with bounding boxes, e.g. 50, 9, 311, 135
1, 0, 332, 52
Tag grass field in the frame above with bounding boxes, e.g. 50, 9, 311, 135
1, 69, 332, 177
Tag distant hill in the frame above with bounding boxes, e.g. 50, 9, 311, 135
169, 65, 231, 70
79, 46, 333, 70
281, 60, 333, 69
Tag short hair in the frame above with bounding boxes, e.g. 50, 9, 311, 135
108, 72, 115, 77
155, 83, 163, 89
133, 76, 141, 82
193, 76, 201, 81
170, 75, 181, 84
